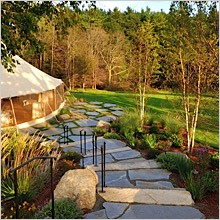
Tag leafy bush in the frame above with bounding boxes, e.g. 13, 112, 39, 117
209, 152, 219, 170
156, 153, 194, 178
110, 120, 121, 133
61, 151, 82, 162
35, 199, 83, 219
103, 132, 120, 140
149, 124, 160, 134
124, 132, 137, 147
143, 134, 158, 149
156, 153, 178, 172
170, 134, 183, 147
147, 148, 161, 159
157, 140, 172, 151
159, 130, 170, 140
134, 127, 144, 139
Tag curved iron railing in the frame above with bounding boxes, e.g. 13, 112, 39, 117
10, 156, 56, 219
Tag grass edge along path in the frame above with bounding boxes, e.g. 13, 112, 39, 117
71, 89, 218, 149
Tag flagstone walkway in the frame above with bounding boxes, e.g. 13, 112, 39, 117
19, 101, 205, 219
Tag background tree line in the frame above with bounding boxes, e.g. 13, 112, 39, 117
1, 1, 218, 93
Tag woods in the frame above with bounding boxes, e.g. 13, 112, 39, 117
1, 1, 219, 152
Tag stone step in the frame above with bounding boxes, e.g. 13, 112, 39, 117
84, 203, 205, 219
135, 180, 186, 190
98, 187, 194, 206
84, 202, 205, 219
88, 158, 161, 171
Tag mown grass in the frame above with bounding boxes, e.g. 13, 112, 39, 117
71, 89, 219, 148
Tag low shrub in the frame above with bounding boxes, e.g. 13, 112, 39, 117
147, 116, 155, 126
160, 118, 167, 128
134, 127, 144, 139
185, 171, 218, 201
147, 148, 161, 159
149, 124, 160, 134
202, 171, 219, 193
143, 134, 158, 149
103, 132, 120, 140
110, 120, 121, 133
156, 153, 178, 172
175, 155, 194, 181
119, 110, 141, 137
35, 198, 83, 219
156, 153, 194, 178
197, 146, 210, 171
61, 151, 82, 162
159, 130, 170, 141
185, 174, 205, 201
209, 152, 219, 170
170, 134, 183, 147
157, 140, 172, 151
124, 132, 137, 147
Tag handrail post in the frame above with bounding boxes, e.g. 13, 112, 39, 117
103, 142, 106, 187
14, 170, 19, 219
80, 129, 83, 154
63, 125, 66, 144
95, 134, 98, 167
84, 130, 86, 155
100, 145, 105, 193
92, 133, 95, 164
67, 125, 69, 145
50, 158, 55, 219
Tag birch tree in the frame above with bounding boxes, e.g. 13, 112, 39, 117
169, 1, 218, 152
136, 20, 159, 126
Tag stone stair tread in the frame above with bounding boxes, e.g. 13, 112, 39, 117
88, 158, 161, 171
98, 187, 194, 206
84, 204, 205, 219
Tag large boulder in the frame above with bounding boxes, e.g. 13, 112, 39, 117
54, 167, 98, 210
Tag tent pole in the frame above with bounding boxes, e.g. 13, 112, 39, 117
9, 97, 18, 132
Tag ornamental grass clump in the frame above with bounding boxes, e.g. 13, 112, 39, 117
1, 129, 61, 203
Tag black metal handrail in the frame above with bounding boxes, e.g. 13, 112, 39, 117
100, 142, 106, 193
92, 133, 98, 166
80, 129, 87, 168
10, 156, 56, 219
63, 125, 69, 145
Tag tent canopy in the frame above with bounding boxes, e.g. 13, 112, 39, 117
1, 55, 63, 99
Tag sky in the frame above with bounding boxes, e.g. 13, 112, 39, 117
96, 1, 173, 13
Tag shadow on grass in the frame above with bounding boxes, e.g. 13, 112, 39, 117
71, 90, 218, 149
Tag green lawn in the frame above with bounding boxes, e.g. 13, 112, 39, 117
71, 89, 219, 149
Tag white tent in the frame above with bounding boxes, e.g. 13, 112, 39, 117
1, 55, 65, 128
1, 55, 63, 98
